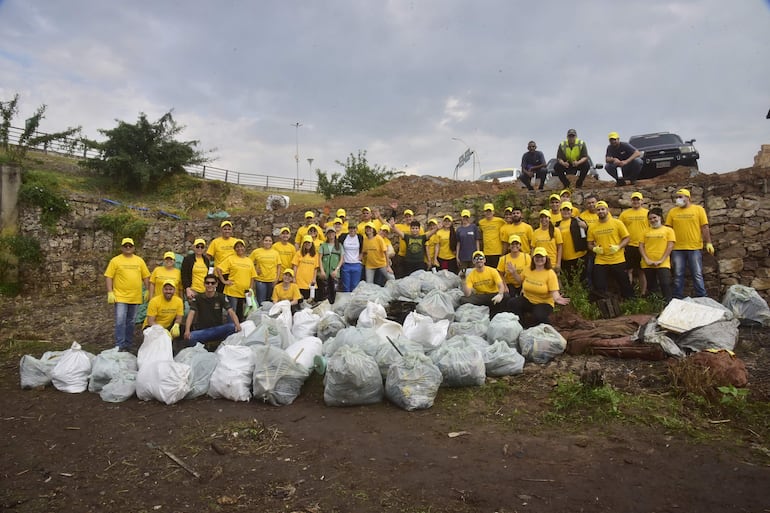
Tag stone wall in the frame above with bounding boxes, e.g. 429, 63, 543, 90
18, 167, 770, 302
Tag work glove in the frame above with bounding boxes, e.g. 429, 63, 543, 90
143, 290, 150, 303
609, 244, 620, 254
107, 291, 116, 304
170, 323, 181, 338
592, 246, 603, 255
492, 293, 504, 305
706, 243, 715, 255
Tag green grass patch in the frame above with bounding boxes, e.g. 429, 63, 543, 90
19, 169, 72, 228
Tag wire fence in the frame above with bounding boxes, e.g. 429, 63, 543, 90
4, 125, 319, 193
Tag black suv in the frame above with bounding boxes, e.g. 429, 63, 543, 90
628, 132, 699, 179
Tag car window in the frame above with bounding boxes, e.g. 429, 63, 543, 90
630, 133, 683, 148
479, 169, 514, 180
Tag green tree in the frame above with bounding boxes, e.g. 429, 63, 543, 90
83, 111, 208, 191
316, 150, 403, 199
0, 93, 81, 162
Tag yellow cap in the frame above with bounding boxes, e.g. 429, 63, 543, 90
443, 215, 453, 222
162, 279, 177, 288
194, 238, 205, 246
365, 222, 377, 229
304, 211, 315, 218
333, 217, 343, 224
631, 192, 643, 200
504, 206, 513, 213
361, 206, 371, 213
676, 188, 691, 198
280, 227, 290, 234
596, 201, 609, 208
461, 209, 471, 217
336, 208, 346, 217
483, 203, 494, 211
121, 237, 134, 246
560, 201, 573, 210
234, 238, 245, 247
539, 209, 552, 217
308, 224, 321, 232
302, 235, 314, 243
283, 269, 294, 277
220, 220, 232, 227
380, 224, 391, 232
163, 251, 175, 259
404, 209, 414, 216
533, 247, 548, 257
608, 131, 620, 140
428, 218, 438, 226
549, 194, 561, 201
559, 189, 571, 196
509, 234, 522, 244
472, 250, 485, 258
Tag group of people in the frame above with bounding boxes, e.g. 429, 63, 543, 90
103, 188, 714, 352
519, 129, 645, 190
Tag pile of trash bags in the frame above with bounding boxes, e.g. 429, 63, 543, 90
20, 270, 572, 411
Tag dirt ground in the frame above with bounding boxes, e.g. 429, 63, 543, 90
1, 291, 770, 513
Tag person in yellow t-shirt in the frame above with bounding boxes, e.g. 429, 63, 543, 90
104, 237, 151, 351
292, 235, 320, 299
532, 210, 563, 271
295, 211, 317, 248
433, 215, 458, 273
216, 239, 257, 321
361, 222, 392, 286
425, 218, 440, 269
500, 206, 534, 255
272, 269, 303, 313
665, 188, 713, 299
497, 235, 532, 296
207, 220, 236, 293
181, 238, 211, 301
357, 207, 383, 235
640, 207, 676, 302
548, 194, 563, 224
555, 202, 587, 285
272, 227, 297, 272
149, 251, 182, 298
250, 234, 282, 305
478, 203, 506, 268
619, 191, 650, 295
460, 251, 506, 311
587, 201, 634, 298
145, 280, 184, 339
506, 247, 570, 326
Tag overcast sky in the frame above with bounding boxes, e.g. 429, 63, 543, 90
2, 0, 769, 184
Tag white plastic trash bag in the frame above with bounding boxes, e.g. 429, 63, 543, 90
136, 360, 192, 404
174, 344, 219, 399
50, 342, 95, 393
245, 315, 294, 349
20, 351, 64, 389
487, 312, 524, 347
416, 289, 455, 321
252, 345, 310, 406
316, 311, 347, 341
324, 345, 384, 406
401, 312, 449, 352
357, 301, 388, 328
208, 345, 256, 401
385, 353, 443, 411
285, 336, 323, 371
518, 324, 567, 364
677, 318, 740, 352
722, 284, 770, 326
269, 300, 294, 330
100, 370, 137, 403
447, 319, 489, 339
88, 347, 138, 393
484, 341, 525, 376
292, 309, 320, 339
453, 303, 490, 323
373, 335, 425, 379
322, 327, 380, 358
430, 340, 486, 387
137, 325, 173, 369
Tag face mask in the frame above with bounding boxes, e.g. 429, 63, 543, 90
675, 198, 686, 207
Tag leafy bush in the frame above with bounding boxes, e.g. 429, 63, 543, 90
19, 170, 71, 228
96, 209, 150, 247
316, 150, 402, 199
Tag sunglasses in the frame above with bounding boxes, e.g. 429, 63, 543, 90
205, 281, 217, 286
195, 244, 204, 249
122, 244, 134, 248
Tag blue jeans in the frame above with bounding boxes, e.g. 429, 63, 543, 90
340, 262, 363, 292
255, 281, 275, 305
671, 249, 706, 298
187, 323, 236, 347
114, 302, 138, 350
605, 158, 643, 184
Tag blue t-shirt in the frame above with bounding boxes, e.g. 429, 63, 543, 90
521, 150, 546, 171
456, 224, 481, 261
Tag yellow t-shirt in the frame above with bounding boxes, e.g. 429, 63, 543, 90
218, 255, 257, 298
362, 235, 388, 269
145, 295, 184, 328
466, 266, 503, 294
588, 218, 630, 265
357, 219, 383, 236
206, 237, 235, 267
434, 228, 455, 260
521, 267, 560, 306
104, 254, 150, 304
558, 218, 587, 261
149, 266, 182, 297
619, 207, 650, 247
292, 251, 320, 289
250, 247, 282, 283
665, 204, 709, 250
426, 233, 439, 264
500, 222, 534, 254
272, 241, 296, 271
294, 225, 311, 246
532, 227, 563, 264
478, 216, 506, 256
272, 282, 302, 302
579, 210, 601, 231
497, 252, 531, 287
640, 226, 676, 269
191, 256, 208, 293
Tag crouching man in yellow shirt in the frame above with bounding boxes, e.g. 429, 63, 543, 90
459, 250, 507, 316
145, 279, 184, 343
